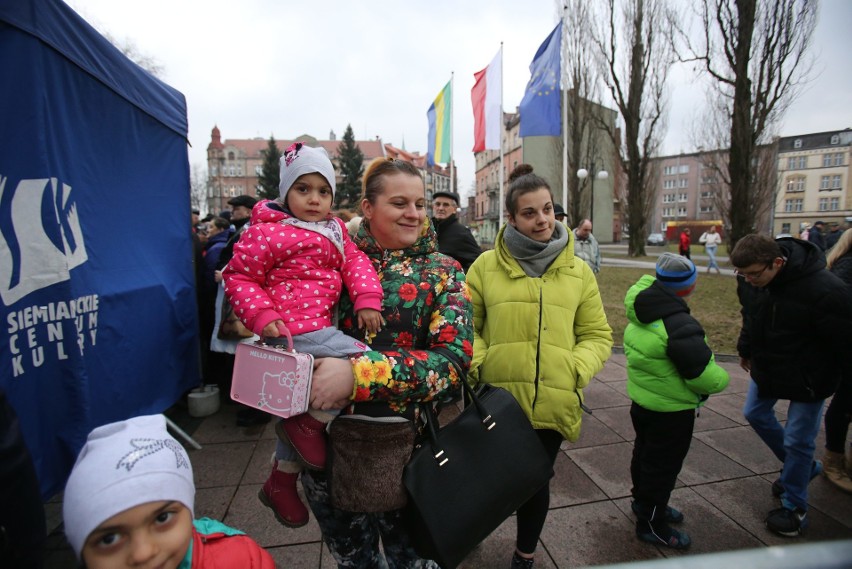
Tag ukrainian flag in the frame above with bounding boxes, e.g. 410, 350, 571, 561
427, 80, 452, 166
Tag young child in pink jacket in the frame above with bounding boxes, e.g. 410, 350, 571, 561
223, 142, 383, 528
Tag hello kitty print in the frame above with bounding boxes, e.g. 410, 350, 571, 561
284, 142, 303, 167
231, 342, 314, 418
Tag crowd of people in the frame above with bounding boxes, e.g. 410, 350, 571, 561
195, 153, 852, 565
6, 148, 852, 568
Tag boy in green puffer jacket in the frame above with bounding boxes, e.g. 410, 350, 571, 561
624, 253, 730, 550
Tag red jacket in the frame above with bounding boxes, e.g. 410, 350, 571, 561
679, 232, 691, 254
187, 518, 274, 568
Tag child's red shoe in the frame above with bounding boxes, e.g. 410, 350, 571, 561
277, 414, 327, 470
258, 466, 308, 528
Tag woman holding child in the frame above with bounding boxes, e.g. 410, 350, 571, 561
304, 157, 473, 567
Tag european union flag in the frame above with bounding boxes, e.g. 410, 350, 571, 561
519, 23, 562, 137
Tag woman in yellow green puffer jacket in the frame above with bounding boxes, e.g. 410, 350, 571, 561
466, 164, 612, 569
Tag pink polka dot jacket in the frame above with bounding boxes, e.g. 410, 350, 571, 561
222, 200, 383, 337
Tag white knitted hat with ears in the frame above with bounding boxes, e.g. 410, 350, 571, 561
62, 414, 195, 559
279, 142, 336, 204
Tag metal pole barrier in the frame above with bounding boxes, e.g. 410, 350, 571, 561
165, 416, 202, 450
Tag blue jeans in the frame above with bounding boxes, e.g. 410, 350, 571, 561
743, 380, 824, 511
705, 245, 719, 270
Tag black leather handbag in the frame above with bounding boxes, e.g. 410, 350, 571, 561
402, 379, 554, 569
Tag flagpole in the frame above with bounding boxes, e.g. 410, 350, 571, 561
560, 8, 568, 215
449, 71, 455, 195
498, 42, 505, 228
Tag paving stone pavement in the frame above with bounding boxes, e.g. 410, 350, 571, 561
43, 355, 852, 568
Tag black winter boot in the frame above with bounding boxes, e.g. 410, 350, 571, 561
633, 501, 691, 550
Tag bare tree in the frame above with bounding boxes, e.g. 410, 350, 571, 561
554, 0, 604, 228
690, 114, 779, 245
677, 0, 818, 248
103, 33, 165, 78
189, 163, 207, 214
593, 0, 674, 256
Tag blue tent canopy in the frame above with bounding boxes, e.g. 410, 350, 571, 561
0, 0, 200, 498
1, 0, 188, 138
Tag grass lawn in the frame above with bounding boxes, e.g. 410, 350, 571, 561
597, 266, 741, 356
605, 243, 731, 262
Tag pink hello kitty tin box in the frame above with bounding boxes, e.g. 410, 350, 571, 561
231, 336, 314, 419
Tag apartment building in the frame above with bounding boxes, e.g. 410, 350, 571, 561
205, 126, 385, 214
649, 144, 778, 239
774, 129, 852, 236
648, 152, 718, 234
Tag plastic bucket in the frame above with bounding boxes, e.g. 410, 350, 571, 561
188, 385, 220, 417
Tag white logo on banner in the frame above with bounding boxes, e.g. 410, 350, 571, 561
1, 175, 98, 377
0, 176, 88, 305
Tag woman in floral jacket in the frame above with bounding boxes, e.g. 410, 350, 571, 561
304, 157, 472, 568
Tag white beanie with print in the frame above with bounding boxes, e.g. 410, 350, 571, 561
62, 414, 195, 558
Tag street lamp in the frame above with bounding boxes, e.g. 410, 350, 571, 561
576, 164, 609, 228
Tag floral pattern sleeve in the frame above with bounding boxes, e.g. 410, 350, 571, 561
337, 248, 473, 410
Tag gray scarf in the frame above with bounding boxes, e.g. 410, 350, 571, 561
503, 222, 568, 277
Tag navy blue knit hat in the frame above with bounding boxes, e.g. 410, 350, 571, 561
656, 253, 697, 296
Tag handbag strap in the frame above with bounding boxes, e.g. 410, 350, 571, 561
420, 375, 496, 468
456, 376, 495, 429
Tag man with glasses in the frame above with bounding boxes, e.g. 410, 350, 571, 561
431, 190, 481, 272
730, 234, 852, 537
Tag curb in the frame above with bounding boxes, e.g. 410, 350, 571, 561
611, 344, 741, 363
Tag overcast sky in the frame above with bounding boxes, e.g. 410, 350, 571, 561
65, 0, 852, 200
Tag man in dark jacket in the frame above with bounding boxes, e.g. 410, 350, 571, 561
824, 221, 843, 250
216, 195, 257, 271
731, 234, 852, 537
431, 191, 481, 272
808, 220, 827, 250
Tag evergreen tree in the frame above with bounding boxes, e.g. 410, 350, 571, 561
257, 136, 282, 201
336, 124, 364, 209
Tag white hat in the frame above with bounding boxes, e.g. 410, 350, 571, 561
279, 142, 336, 204
62, 414, 195, 558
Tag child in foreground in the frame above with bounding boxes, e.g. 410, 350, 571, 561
63, 414, 274, 568
623, 253, 730, 549
223, 142, 383, 528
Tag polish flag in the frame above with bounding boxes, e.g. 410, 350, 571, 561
471, 48, 502, 152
